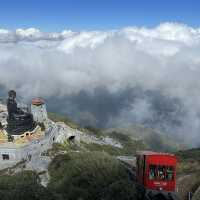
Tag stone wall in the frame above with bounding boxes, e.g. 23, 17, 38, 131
0, 120, 58, 167
0, 117, 83, 170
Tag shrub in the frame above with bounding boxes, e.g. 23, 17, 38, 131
48, 152, 137, 200
0, 171, 55, 200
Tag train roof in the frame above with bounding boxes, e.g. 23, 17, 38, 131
136, 151, 175, 157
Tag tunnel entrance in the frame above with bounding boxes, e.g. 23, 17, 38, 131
68, 135, 75, 143
0, 122, 3, 129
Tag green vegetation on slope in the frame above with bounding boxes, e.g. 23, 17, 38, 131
109, 131, 147, 153
176, 148, 200, 174
105, 125, 183, 152
48, 112, 183, 154
83, 127, 181, 156
82, 142, 124, 156
48, 151, 136, 200
176, 148, 200, 161
176, 148, 200, 200
48, 112, 79, 129
83, 126, 103, 137
0, 152, 137, 200
0, 171, 54, 200
83, 132, 147, 156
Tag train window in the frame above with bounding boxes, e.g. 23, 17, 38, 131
149, 165, 157, 180
158, 166, 166, 180
149, 165, 174, 181
166, 166, 174, 180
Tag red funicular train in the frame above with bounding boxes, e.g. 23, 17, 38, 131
136, 151, 179, 200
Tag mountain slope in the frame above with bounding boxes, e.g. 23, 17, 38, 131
49, 112, 184, 154
104, 124, 184, 152
176, 148, 200, 200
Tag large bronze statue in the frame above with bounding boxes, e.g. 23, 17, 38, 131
6, 90, 36, 135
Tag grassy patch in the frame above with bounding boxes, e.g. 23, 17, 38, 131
83, 126, 103, 138
176, 148, 200, 162
144, 132, 180, 152
43, 141, 79, 157
105, 125, 183, 152
48, 112, 79, 129
175, 148, 200, 199
176, 148, 200, 174
81, 131, 147, 156
108, 131, 147, 155
82, 142, 123, 156
0, 171, 54, 200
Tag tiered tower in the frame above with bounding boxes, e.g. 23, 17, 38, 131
31, 98, 48, 125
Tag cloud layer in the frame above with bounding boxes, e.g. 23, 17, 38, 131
1, 23, 200, 146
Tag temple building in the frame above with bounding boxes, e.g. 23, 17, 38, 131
0, 90, 79, 167
0, 90, 51, 163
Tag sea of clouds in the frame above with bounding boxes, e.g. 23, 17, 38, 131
0, 23, 200, 146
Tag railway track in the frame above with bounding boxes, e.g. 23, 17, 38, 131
117, 156, 136, 182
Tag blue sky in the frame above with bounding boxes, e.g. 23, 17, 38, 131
0, 0, 199, 31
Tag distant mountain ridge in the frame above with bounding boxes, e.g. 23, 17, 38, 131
49, 112, 185, 153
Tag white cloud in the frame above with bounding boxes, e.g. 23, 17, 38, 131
1, 22, 200, 98
58, 31, 110, 53
0, 27, 75, 43
0, 22, 200, 145
16, 28, 42, 38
